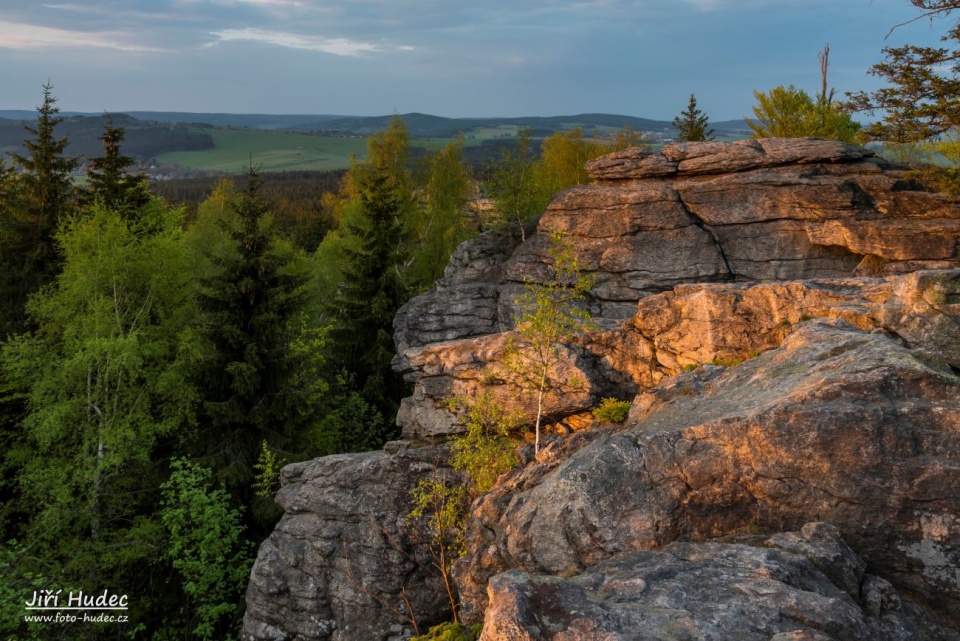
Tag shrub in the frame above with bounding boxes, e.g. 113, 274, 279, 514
449, 392, 521, 496
592, 397, 632, 423
412, 621, 482, 641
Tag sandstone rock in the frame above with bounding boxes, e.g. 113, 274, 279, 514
478, 524, 959, 641
582, 147, 678, 180
242, 445, 456, 641
396, 332, 599, 441
456, 321, 960, 627
249, 141, 960, 640
398, 270, 960, 440
659, 137, 873, 175
393, 225, 524, 372
396, 139, 960, 378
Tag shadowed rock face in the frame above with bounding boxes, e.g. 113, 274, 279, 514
454, 320, 960, 628
478, 523, 960, 641
242, 444, 456, 641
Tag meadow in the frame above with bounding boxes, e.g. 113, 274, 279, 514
155, 129, 369, 172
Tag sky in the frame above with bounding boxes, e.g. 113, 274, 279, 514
0, 0, 951, 120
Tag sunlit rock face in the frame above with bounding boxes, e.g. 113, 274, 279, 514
245, 140, 960, 641
394, 138, 960, 441
455, 320, 960, 629
395, 138, 960, 358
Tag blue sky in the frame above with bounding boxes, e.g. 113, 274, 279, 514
0, 0, 949, 120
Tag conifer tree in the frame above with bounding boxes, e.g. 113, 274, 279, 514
673, 94, 715, 142
191, 165, 316, 493
328, 162, 409, 419
82, 115, 152, 216
0, 83, 79, 336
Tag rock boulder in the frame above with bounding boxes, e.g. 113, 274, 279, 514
456, 320, 960, 628
478, 523, 960, 641
242, 443, 456, 641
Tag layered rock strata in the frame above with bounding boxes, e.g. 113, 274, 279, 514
399, 269, 960, 440
394, 138, 960, 368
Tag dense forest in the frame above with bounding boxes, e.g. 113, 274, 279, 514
0, 85, 644, 640
0, 113, 214, 163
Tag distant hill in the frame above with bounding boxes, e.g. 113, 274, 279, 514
712, 118, 753, 132
0, 109, 754, 175
0, 113, 213, 160
0, 109, 751, 136
122, 112, 348, 130
288, 112, 684, 137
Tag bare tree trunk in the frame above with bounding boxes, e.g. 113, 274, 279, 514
535, 367, 547, 455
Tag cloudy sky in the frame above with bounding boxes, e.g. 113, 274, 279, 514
0, 0, 949, 120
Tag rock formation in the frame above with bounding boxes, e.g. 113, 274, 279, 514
243, 443, 457, 641
395, 138, 960, 363
244, 139, 960, 641
455, 319, 960, 629
479, 523, 959, 641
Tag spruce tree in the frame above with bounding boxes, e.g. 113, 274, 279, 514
82, 115, 152, 217
0, 83, 79, 337
192, 165, 314, 493
672, 94, 715, 142
328, 162, 409, 421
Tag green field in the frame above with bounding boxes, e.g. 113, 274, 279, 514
155, 129, 369, 173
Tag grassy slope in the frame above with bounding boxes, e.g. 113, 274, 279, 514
155, 129, 368, 172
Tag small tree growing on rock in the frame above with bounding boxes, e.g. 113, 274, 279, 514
503, 231, 594, 454
673, 94, 715, 142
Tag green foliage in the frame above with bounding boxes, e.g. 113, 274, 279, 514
913, 138, 960, 195
673, 94, 715, 142
81, 115, 152, 216
0, 197, 196, 635
407, 137, 476, 290
846, 2, 960, 145
449, 393, 521, 496
749, 85, 860, 142
485, 127, 552, 236
0, 540, 52, 640
411, 621, 482, 641
327, 159, 410, 417
408, 468, 468, 622
160, 458, 252, 640
0, 83, 79, 337
609, 125, 650, 151
504, 231, 594, 453
190, 165, 321, 492
485, 126, 642, 238
592, 398, 632, 424
310, 380, 392, 455
536, 127, 610, 193
252, 440, 285, 499
711, 354, 750, 367
409, 473, 467, 558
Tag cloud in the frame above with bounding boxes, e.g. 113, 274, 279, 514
41, 3, 105, 12
236, 0, 307, 7
0, 21, 161, 52
206, 28, 408, 56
